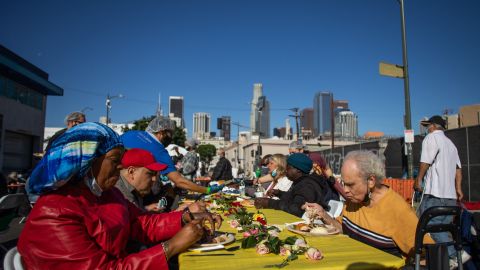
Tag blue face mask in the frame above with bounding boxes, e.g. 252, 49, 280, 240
271, 169, 277, 177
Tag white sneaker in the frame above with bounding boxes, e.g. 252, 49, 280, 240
449, 250, 471, 270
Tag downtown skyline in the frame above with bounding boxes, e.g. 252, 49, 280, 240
1, 0, 478, 139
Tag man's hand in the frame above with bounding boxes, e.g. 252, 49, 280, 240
456, 189, 464, 201
145, 203, 165, 213
208, 184, 224, 194
186, 202, 207, 213
254, 197, 270, 209
414, 178, 423, 193
265, 189, 280, 198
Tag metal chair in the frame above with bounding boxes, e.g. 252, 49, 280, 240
3, 247, 25, 270
414, 206, 463, 270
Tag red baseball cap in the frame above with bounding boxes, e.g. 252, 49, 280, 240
121, 148, 168, 171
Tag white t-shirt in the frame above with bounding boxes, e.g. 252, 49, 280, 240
420, 130, 461, 199
266, 176, 293, 200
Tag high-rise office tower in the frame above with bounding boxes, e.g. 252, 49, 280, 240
335, 110, 358, 139
193, 112, 210, 140
219, 116, 231, 141
313, 92, 333, 136
301, 107, 313, 135
169, 96, 184, 127
249, 83, 270, 138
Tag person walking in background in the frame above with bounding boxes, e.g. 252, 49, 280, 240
211, 148, 233, 180
180, 139, 199, 181
44, 111, 86, 152
415, 115, 470, 266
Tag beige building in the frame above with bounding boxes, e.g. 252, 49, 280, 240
459, 104, 480, 127
224, 135, 358, 177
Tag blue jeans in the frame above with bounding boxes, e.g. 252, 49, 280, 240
417, 194, 458, 258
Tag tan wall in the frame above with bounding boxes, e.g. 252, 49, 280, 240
459, 104, 480, 127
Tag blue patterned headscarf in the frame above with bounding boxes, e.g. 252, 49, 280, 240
27, 122, 123, 195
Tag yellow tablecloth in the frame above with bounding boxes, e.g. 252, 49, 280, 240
179, 208, 405, 270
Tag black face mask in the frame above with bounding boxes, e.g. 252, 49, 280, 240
161, 136, 172, 147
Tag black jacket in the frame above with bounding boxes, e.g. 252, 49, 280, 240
268, 175, 328, 217
211, 157, 233, 180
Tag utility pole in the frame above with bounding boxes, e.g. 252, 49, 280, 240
289, 108, 301, 142
399, 0, 414, 180
105, 93, 123, 125
231, 121, 248, 169
330, 96, 335, 154
378, 0, 413, 179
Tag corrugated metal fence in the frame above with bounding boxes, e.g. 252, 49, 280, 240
318, 125, 480, 201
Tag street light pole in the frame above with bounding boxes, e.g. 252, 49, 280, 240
106, 93, 123, 126
399, 0, 414, 179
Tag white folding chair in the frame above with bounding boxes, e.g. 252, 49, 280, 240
3, 247, 24, 270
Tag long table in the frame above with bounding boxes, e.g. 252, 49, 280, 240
179, 208, 405, 270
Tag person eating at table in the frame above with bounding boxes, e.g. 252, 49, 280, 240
254, 153, 328, 217
302, 150, 433, 259
116, 148, 206, 214
18, 122, 222, 270
262, 154, 292, 200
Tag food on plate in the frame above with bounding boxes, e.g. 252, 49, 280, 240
310, 226, 329, 234
240, 200, 254, 207
212, 234, 229, 243
295, 223, 310, 232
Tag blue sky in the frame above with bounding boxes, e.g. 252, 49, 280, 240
1, 0, 479, 138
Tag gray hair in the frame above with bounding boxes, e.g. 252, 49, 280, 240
344, 150, 385, 185
433, 123, 445, 131
64, 111, 85, 125
288, 140, 304, 150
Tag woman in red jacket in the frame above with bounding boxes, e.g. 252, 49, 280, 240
18, 122, 220, 270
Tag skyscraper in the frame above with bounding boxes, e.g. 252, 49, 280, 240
313, 92, 333, 137
249, 83, 270, 138
169, 96, 184, 127
335, 110, 358, 139
301, 108, 313, 139
156, 93, 163, 117
219, 116, 231, 141
193, 112, 210, 140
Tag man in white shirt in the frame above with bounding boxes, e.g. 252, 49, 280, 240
415, 115, 466, 264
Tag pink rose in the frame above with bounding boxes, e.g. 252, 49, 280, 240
243, 231, 251, 237
229, 219, 240, 228
280, 246, 291, 256
305, 247, 323, 260
256, 243, 270, 255
249, 228, 259, 235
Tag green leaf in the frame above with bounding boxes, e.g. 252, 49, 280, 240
241, 236, 258, 249
284, 236, 298, 245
